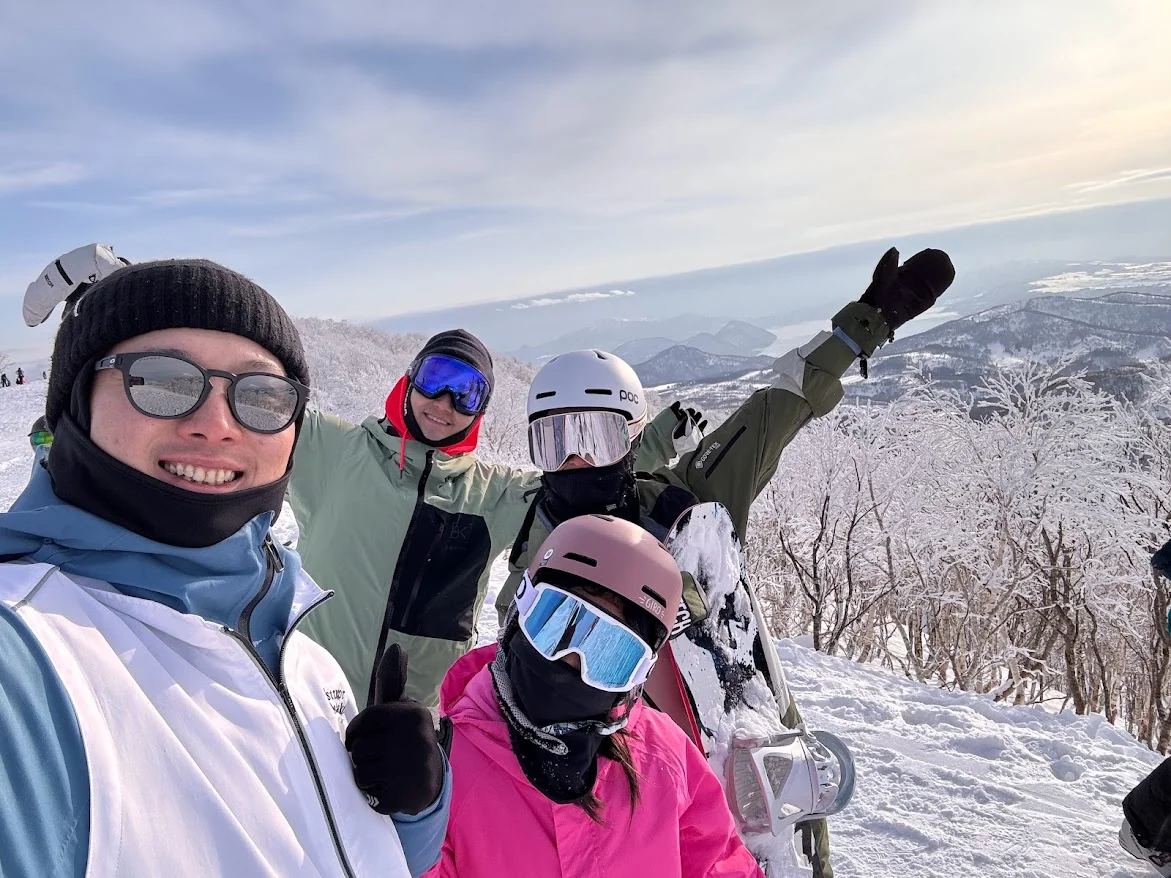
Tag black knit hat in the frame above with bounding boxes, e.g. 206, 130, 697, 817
46, 258, 308, 430
413, 328, 495, 394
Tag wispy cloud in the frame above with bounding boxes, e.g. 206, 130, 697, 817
511, 289, 635, 310
1070, 168, 1171, 195
1, 0, 1170, 337
0, 162, 85, 195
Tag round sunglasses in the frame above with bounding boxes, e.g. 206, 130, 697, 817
95, 352, 309, 434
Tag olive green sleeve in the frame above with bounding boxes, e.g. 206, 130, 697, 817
634, 405, 681, 473
666, 302, 890, 538
287, 409, 353, 533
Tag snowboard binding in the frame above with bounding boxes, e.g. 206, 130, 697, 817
726, 726, 856, 836
1121, 818, 1171, 876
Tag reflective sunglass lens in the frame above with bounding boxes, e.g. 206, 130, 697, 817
233, 375, 299, 432
127, 356, 204, 417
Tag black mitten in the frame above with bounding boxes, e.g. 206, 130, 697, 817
859, 247, 955, 332
345, 644, 449, 815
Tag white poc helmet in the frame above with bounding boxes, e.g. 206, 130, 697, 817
527, 349, 648, 437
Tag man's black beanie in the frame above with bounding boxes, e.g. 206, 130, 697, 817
413, 329, 495, 394
46, 258, 309, 431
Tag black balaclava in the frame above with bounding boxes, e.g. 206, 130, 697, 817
497, 629, 622, 804
42, 259, 309, 548
507, 629, 621, 728
403, 328, 494, 448
491, 566, 666, 807
540, 448, 640, 528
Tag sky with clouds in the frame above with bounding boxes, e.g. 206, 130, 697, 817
1, 0, 1170, 354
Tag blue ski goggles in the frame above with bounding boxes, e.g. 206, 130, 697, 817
408, 354, 491, 416
515, 573, 656, 692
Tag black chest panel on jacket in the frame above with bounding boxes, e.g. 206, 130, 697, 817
645, 483, 699, 535
387, 506, 492, 641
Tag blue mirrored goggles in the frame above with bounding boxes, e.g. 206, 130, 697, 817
515, 573, 656, 692
408, 354, 491, 416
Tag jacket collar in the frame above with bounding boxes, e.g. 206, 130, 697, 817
361, 414, 480, 479
0, 462, 304, 673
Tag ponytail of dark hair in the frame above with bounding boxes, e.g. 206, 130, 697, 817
577, 727, 641, 823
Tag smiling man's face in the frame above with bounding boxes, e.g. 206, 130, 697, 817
408, 387, 476, 443
88, 328, 296, 492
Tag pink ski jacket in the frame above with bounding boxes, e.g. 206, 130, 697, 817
425, 644, 764, 878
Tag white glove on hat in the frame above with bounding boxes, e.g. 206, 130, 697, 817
23, 244, 129, 327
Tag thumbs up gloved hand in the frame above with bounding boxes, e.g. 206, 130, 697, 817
669, 401, 708, 456
345, 644, 450, 816
859, 247, 955, 333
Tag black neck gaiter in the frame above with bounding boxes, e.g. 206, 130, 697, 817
47, 367, 292, 548
503, 632, 620, 804
541, 452, 639, 527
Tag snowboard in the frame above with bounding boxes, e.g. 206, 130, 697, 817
650, 502, 855, 877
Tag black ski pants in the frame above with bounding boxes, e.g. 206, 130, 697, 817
1125, 758, 1171, 850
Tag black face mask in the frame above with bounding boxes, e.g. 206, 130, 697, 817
541, 452, 639, 527
503, 631, 622, 804
506, 629, 621, 727
46, 364, 293, 548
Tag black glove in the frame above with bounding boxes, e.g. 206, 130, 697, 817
859, 247, 955, 333
345, 644, 449, 815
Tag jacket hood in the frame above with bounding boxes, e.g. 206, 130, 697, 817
441, 642, 497, 713
0, 460, 304, 673
384, 375, 482, 457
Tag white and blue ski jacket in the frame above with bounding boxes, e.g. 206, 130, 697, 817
0, 464, 450, 877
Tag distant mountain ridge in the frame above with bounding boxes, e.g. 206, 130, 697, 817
511, 318, 777, 364
654, 289, 1171, 412
633, 346, 775, 387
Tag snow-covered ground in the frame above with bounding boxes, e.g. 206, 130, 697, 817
0, 377, 1163, 878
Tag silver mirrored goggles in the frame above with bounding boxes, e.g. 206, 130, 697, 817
515, 573, 656, 692
527, 410, 631, 471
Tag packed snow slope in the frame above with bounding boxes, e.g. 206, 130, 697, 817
0, 374, 1163, 878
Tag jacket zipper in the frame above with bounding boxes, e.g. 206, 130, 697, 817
369, 449, 434, 706
701, 425, 746, 479
227, 539, 357, 878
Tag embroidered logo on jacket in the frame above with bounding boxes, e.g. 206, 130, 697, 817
324, 687, 349, 716
694, 442, 722, 469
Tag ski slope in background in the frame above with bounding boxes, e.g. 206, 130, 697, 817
0, 377, 1163, 878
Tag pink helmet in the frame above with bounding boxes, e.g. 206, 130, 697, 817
528, 514, 683, 644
